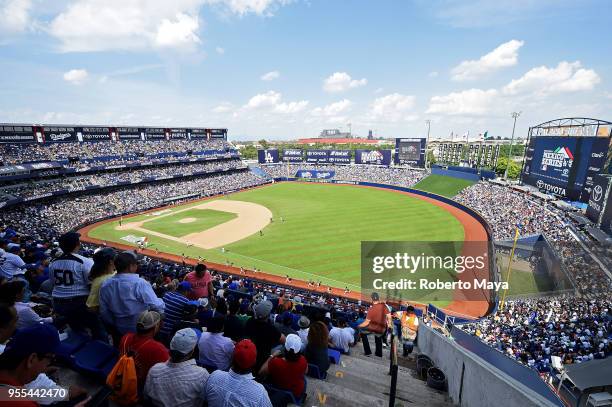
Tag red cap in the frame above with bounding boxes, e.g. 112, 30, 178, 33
233, 339, 257, 370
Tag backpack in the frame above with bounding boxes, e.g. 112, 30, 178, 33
106, 335, 150, 405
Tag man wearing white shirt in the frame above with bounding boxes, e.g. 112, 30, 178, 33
329, 318, 354, 353
0, 244, 27, 280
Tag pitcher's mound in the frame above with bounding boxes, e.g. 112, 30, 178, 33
178, 217, 197, 224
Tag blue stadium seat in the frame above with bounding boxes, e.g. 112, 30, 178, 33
264, 377, 307, 406
307, 363, 327, 380
56, 332, 90, 364
328, 349, 341, 364
73, 340, 118, 380
329, 346, 350, 355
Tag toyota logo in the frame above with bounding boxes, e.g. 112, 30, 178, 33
593, 185, 603, 202
536, 180, 544, 189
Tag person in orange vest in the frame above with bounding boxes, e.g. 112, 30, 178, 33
395, 305, 419, 356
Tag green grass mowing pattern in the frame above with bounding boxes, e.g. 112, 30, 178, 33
413, 174, 476, 197
143, 209, 236, 238
500, 265, 556, 297
88, 182, 465, 297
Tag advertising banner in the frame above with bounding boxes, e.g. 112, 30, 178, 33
145, 128, 166, 140
355, 150, 392, 165
282, 149, 303, 162
190, 128, 207, 139
43, 126, 77, 143
209, 129, 227, 139
257, 149, 280, 164
117, 127, 143, 140
169, 128, 188, 139
295, 170, 335, 179
306, 150, 330, 164
328, 150, 351, 164
79, 127, 112, 142
0, 125, 37, 143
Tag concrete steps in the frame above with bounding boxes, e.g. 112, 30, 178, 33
300, 337, 452, 407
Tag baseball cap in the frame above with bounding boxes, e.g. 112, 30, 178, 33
233, 339, 257, 370
136, 310, 161, 330
285, 334, 302, 353
298, 316, 310, 329
177, 281, 192, 292
254, 300, 273, 319
58, 232, 80, 252
170, 328, 198, 355
2, 324, 60, 359
198, 298, 209, 308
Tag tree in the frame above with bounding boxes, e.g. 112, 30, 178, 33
258, 139, 269, 149
495, 157, 522, 179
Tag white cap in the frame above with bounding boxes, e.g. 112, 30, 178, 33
285, 334, 302, 353
170, 328, 198, 355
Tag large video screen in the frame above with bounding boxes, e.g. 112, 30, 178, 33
522, 136, 610, 201
395, 138, 426, 167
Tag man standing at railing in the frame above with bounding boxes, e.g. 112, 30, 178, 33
357, 292, 389, 357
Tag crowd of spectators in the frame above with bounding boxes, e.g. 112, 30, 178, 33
1, 170, 268, 235
462, 295, 611, 374
1, 139, 232, 165
259, 164, 426, 187
3, 159, 246, 200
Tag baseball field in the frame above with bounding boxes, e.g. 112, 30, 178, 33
83, 182, 470, 296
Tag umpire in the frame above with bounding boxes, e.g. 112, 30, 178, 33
50, 232, 106, 341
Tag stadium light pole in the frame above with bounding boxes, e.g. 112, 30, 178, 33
504, 111, 521, 179
425, 119, 431, 169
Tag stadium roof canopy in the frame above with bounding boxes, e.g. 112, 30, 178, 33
532, 117, 612, 129
562, 358, 612, 390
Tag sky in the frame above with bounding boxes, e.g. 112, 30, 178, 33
0, 0, 611, 141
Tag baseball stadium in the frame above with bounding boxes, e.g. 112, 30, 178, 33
0, 3, 611, 406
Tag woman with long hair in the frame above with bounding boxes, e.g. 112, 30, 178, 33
304, 321, 331, 376
86, 247, 116, 313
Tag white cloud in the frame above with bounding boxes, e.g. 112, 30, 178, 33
49, 1, 205, 52
428, 71, 439, 78
260, 70, 280, 81
323, 72, 367, 93
503, 61, 600, 96
452, 40, 524, 81
427, 88, 498, 115
274, 100, 309, 114
0, 0, 31, 35
48, 0, 289, 53
369, 93, 416, 122
242, 90, 306, 114
311, 99, 352, 116
245, 90, 281, 109
216, 46, 224, 54
155, 12, 200, 48
212, 102, 234, 113
206, 0, 292, 16
63, 69, 89, 85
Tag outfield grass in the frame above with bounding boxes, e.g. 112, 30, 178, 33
87, 182, 465, 295
413, 174, 476, 197
144, 209, 236, 238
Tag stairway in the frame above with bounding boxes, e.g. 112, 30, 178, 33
301, 338, 452, 407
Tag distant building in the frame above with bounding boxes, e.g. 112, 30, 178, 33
297, 138, 381, 145
320, 129, 351, 138
368, 130, 373, 140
